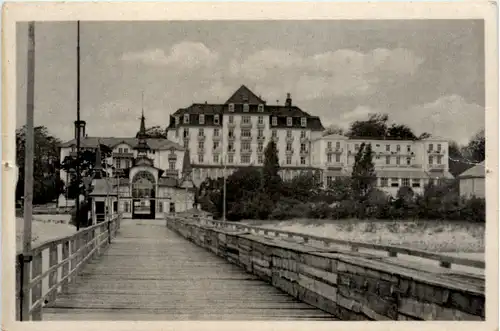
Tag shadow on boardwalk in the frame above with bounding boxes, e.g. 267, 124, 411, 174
43, 219, 336, 320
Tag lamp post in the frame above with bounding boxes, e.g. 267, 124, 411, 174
75, 20, 81, 230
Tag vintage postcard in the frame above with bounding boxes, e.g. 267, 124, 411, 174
1, 2, 498, 331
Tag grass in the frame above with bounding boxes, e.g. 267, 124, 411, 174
244, 219, 485, 254
16, 216, 76, 253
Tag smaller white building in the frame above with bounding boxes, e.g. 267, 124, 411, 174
458, 161, 485, 198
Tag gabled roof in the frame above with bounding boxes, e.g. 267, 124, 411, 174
458, 161, 485, 179
60, 137, 184, 151
225, 85, 265, 105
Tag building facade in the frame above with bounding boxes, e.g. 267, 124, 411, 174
167, 85, 325, 186
311, 134, 453, 195
458, 161, 485, 198
58, 114, 195, 217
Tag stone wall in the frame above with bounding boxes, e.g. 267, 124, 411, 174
167, 217, 485, 321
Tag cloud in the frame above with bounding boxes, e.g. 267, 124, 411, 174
121, 41, 219, 69
231, 47, 424, 99
337, 95, 484, 144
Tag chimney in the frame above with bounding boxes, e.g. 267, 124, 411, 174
74, 120, 86, 140
285, 93, 292, 108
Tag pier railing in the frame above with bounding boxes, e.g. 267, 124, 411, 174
16, 213, 122, 321
177, 216, 485, 271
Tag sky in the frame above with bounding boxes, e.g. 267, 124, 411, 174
16, 20, 485, 144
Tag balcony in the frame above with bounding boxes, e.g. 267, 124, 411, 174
272, 136, 279, 143
428, 150, 445, 155
227, 122, 236, 128
257, 122, 265, 129
164, 169, 178, 177
112, 152, 134, 158
285, 136, 294, 142
241, 135, 252, 141
227, 148, 236, 154
300, 136, 309, 143
299, 149, 309, 156
227, 135, 236, 141
285, 149, 294, 155
240, 122, 253, 128
213, 146, 222, 153
326, 162, 343, 170
428, 164, 446, 171
257, 135, 265, 141
197, 147, 205, 154
241, 149, 252, 154
325, 147, 343, 154
213, 135, 221, 141
197, 135, 206, 141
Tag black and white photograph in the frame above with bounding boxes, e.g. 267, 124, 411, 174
2, 2, 498, 328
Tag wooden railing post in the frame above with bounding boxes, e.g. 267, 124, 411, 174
31, 251, 42, 320
48, 244, 59, 302
61, 241, 70, 293
70, 238, 78, 285
19, 253, 32, 321
107, 218, 112, 244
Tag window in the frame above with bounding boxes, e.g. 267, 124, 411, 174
241, 155, 250, 163
286, 130, 292, 138
214, 128, 219, 136
326, 176, 334, 188
287, 117, 293, 126
437, 156, 443, 164
258, 129, 264, 138
228, 155, 234, 164
327, 154, 332, 163
242, 142, 251, 150
125, 160, 131, 168
228, 142, 234, 152
169, 161, 176, 170
242, 115, 251, 124
258, 142, 264, 152
213, 154, 219, 163
335, 154, 341, 162
213, 141, 219, 150
396, 157, 400, 165
300, 156, 306, 165
228, 128, 234, 138
407, 145, 411, 152
428, 156, 433, 165
241, 129, 251, 138
184, 114, 190, 124
437, 144, 442, 152
118, 147, 123, 153
327, 141, 332, 149
183, 140, 189, 148
396, 145, 401, 152
300, 131, 306, 139
258, 155, 264, 164
272, 116, 277, 126
402, 178, 410, 187
198, 128, 204, 137
198, 141, 204, 150
228, 115, 234, 123
124, 201, 130, 213
228, 103, 235, 112
214, 115, 220, 125
258, 104, 264, 112
406, 157, 411, 165
272, 130, 277, 137
390, 178, 399, 187
300, 143, 306, 152
386, 145, 390, 152
286, 143, 292, 151
183, 128, 189, 138
286, 155, 292, 164
114, 158, 120, 169
243, 103, 249, 112
412, 179, 421, 188
175, 116, 180, 125
198, 154, 204, 163
336, 142, 341, 149
301, 117, 307, 127
199, 114, 205, 124
429, 144, 434, 151
386, 156, 390, 165
258, 116, 264, 124
380, 178, 388, 187
355, 144, 359, 150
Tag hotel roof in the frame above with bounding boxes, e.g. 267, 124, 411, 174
60, 136, 184, 151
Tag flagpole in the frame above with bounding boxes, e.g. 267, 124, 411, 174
21, 21, 35, 321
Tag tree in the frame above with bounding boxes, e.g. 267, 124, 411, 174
282, 171, 321, 201
261, 140, 282, 203
448, 141, 472, 177
144, 126, 167, 138
346, 113, 430, 140
16, 125, 64, 204
350, 143, 377, 201
464, 129, 485, 163
60, 144, 113, 199
322, 124, 345, 136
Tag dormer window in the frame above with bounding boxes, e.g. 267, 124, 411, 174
272, 116, 277, 126
199, 114, 205, 125
287, 117, 293, 127
214, 114, 220, 125
183, 114, 190, 124
243, 103, 249, 112
175, 116, 179, 125
301, 117, 307, 127
258, 104, 264, 112
228, 103, 235, 112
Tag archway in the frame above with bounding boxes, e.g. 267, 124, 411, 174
131, 171, 156, 219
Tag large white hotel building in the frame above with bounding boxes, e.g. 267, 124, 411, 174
59, 85, 453, 199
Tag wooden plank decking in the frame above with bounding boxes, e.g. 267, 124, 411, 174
43, 219, 336, 321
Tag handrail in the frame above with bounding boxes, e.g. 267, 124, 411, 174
173, 217, 485, 270
16, 213, 122, 321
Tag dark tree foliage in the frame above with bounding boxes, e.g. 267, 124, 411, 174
350, 143, 377, 201
281, 171, 322, 201
16, 125, 64, 204
465, 129, 485, 163
261, 140, 282, 203
144, 126, 168, 138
